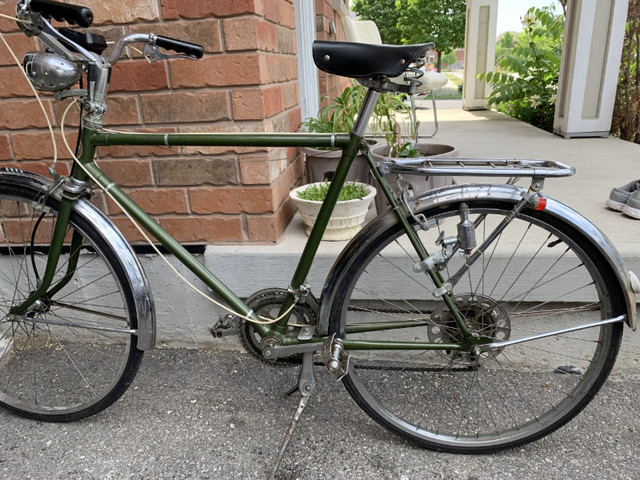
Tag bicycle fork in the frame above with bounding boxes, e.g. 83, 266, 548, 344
9, 178, 85, 316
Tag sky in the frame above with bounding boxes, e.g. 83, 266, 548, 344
497, 0, 561, 34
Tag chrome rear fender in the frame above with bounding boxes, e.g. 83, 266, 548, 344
318, 183, 636, 335
0, 169, 156, 349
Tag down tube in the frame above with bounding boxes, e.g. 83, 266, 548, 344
79, 159, 259, 323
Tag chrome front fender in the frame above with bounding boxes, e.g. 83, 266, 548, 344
0, 169, 156, 349
318, 183, 636, 334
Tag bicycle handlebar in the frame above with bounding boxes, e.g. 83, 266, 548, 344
28, 0, 93, 28
156, 35, 204, 59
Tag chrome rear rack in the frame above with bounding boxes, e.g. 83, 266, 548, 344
379, 158, 575, 178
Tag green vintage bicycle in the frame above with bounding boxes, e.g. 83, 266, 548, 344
0, 0, 637, 459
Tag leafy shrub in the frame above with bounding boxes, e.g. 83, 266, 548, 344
478, 6, 564, 132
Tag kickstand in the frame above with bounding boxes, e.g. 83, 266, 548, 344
268, 351, 316, 480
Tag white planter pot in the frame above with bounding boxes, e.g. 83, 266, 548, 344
289, 182, 376, 241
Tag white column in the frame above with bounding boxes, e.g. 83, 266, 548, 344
553, 0, 628, 138
462, 0, 498, 111
294, 0, 319, 121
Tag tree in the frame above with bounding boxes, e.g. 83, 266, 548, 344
395, 0, 466, 71
352, 0, 403, 45
441, 50, 458, 69
352, 0, 466, 72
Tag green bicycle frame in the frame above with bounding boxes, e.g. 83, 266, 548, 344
14, 125, 476, 351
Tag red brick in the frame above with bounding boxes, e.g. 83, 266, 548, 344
81, 0, 160, 24
110, 61, 168, 92
0, 2, 20, 32
161, 0, 260, 19
246, 201, 295, 242
0, 134, 10, 160
0, 99, 55, 129
279, 1, 296, 29
231, 88, 264, 120
263, 85, 283, 117
95, 158, 154, 186
0, 33, 37, 67
190, 186, 275, 214
153, 157, 238, 186
159, 216, 243, 243
282, 82, 299, 109
104, 96, 143, 126
288, 106, 302, 132
170, 54, 263, 88
12, 131, 77, 161
263, 0, 281, 23
256, 19, 277, 52
223, 17, 258, 51
108, 188, 188, 215
0, 66, 36, 97
239, 155, 273, 184
141, 91, 229, 124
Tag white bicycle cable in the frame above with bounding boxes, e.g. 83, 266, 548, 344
0, 18, 293, 326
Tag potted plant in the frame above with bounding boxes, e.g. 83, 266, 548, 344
370, 125, 457, 214
300, 83, 410, 184
289, 180, 376, 241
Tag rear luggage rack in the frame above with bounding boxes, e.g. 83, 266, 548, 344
379, 158, 575, 178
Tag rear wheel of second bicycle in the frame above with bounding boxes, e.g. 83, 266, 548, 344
328, 199, 624, 453
0, 182, 143, 421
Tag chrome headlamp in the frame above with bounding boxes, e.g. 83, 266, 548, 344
22, 52, 81, 92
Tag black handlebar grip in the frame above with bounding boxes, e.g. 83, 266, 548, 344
156, 35, 204, 59
30, 0, 94, 28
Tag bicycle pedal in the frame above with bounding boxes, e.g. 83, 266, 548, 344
322, 335, 350, 380
209, 314, 238, 338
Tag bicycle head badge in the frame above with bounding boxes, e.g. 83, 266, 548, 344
22, 52, 81, 92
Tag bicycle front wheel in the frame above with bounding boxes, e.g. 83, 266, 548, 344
0, 181, 143, 421
328, 199, 624, 453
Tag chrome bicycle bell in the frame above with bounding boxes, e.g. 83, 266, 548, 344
22, 52, 81, 92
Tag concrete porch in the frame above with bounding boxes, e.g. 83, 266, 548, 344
149, 101, 639, 371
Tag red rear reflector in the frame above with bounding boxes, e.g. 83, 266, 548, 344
536, 197, 547, 210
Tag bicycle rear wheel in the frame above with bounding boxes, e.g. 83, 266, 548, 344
0, 181, 143, 421
328, 199, 624, 453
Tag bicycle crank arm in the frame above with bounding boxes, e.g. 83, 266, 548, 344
479, 315, 626, 351
262, 341, 324, 360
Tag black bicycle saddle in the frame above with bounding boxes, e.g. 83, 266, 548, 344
312, 41, 434, 79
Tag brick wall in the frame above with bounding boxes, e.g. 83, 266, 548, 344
315, 0, 351, 106
0, 0, 318, 244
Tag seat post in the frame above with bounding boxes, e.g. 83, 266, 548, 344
353, 88, 379, 137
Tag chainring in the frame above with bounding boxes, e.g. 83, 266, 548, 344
237, 288, 317, 367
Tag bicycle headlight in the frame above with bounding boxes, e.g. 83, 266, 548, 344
22, 52, 81, 92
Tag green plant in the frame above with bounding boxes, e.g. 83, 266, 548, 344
395, 141, 421, 158
301, 83, 411, 136
611, 2, 639, 143
477, 6, 564, 132
296, 180, 369, 202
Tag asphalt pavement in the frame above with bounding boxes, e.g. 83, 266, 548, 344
0, 348, 638, 480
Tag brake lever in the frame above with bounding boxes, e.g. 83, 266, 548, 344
142, 43, 198, 62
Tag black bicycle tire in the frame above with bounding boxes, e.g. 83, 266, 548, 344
328, 198, 624, 453
0, 182, 143, 422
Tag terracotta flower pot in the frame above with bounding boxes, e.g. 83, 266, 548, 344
289, 182, 376, 241
370, 142, 458, 214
